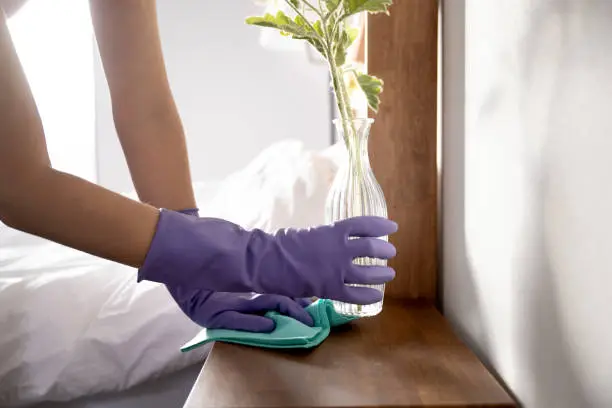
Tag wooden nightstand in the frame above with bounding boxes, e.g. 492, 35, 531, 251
183, 2, 515, 406
183, 300, 517, 408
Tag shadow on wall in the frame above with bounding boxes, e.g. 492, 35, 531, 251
513, 1, 590, 407
440, 0, 495, 378
442, 0, 611, 406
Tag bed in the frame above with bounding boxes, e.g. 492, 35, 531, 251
0, 140, 346, 408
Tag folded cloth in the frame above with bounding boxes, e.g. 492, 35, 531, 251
180, 299, 357, 351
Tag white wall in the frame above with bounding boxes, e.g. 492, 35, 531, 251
95, 0, 331, 192
442, 1, 612, 407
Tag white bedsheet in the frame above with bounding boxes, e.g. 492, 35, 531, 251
0, 140, 345, 407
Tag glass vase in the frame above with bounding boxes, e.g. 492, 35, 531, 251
325, 118, 389, 317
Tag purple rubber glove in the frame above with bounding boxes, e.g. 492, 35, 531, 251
168, 287, 314, 332
140, 208, 397, 305
165, 209, 313, 332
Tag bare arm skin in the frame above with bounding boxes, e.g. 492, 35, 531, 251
0, 9, 159, 267
89, 0, 197, 210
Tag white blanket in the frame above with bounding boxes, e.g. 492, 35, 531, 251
0, 140, 345, 407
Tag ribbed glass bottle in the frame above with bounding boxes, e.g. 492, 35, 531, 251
325, 118, 388, 317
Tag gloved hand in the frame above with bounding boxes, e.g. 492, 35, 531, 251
168, 287, 314, 332
140, 207, 397, 305
165, 208, 314, 332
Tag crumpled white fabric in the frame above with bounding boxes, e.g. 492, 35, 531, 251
0, 243, 207, 407
196, 139, 346, 230
0, 140, 345, 407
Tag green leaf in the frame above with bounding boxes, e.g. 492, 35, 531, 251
245, 13, 286, 29
325, 11, 338, 36
290, 18, 325, 44
286, 18, 326, 56
345, 26, 359, 44
245, 11, 319, 39
325, 0, 341, 13
332, 25, 358, 66
342, 0, 392, 16
356, 73, 384, 112
294, 14, 309, 30
313, 20, 324, 37
333, 39, 347, 65
288, 0, 301, 8
306, 37, 326, 57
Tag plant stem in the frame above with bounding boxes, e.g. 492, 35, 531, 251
328, 57, 353, 140
319, 16, 355, 142
284, 0, 321, 38
302, 0, 322, 17
284, 0, 356, 142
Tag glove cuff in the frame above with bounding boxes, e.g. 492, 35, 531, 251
138, 209, 201, 284
178, 208, 200, 217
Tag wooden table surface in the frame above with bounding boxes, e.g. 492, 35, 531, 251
183, 300, 517, 408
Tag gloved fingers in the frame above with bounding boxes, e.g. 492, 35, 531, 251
347, 237, 396, 260
339, 286, 384, 305
345, 265, 395, 285
274, 297, 315, 326
294, 297, 315, 308
335, 216, 398, 238
245, 294, 315, 327
208, 311, 276, 333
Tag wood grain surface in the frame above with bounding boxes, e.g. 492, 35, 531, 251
183, 300, 516, 408
368, 1, 439, 300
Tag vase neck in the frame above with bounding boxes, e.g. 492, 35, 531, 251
334, 119, 373, 169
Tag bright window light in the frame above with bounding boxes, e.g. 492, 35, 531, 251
7, 0, 96, 182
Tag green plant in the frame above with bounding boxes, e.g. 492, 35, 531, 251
246, 0, 392, 138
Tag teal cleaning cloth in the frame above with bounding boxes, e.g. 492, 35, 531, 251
180, 299, 358, 352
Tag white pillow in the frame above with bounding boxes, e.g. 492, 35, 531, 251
197, 139, 346, 230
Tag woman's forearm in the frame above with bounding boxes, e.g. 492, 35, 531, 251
2, 167, 159, 268
0, 8, 159, 268
113, 107, 197, 211
90, 0, 196, 211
